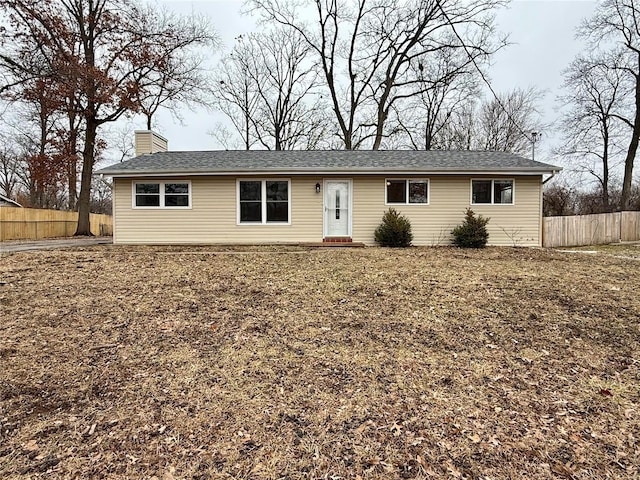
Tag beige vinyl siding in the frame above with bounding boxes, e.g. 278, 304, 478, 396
134, 133, 152, 157
134, 131, 168, 156
114, 176, 322, 244
113, 174, 543, 246
353, 175, 542, 246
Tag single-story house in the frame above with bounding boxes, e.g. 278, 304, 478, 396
97, 131, 561, 246
0, 194, 22, 208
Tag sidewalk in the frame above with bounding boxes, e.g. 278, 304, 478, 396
0, 236, 112, 253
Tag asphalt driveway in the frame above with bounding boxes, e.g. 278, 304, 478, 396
0, 236, 112, 253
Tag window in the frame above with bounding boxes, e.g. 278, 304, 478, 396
266, 180, 289, 222
386, 179, 429, 204
164, 183, 189, 207
133, 182, 191, 208
471, 179, 514, 205
238, 179, 290, 224
135, 183, 160, 207
239, 181, 262, 222
493, 180, 513, 204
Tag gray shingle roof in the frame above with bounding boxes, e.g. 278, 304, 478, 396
96, 150, 561, 176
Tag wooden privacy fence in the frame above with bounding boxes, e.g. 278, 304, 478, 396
0, 207, 112, 241
543, 211, 640, 248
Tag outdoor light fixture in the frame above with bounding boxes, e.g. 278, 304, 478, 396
315, 183, 321, 193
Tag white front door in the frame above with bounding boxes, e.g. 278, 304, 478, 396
324, 180, 351, 237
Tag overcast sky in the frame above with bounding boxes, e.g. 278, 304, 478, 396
123, 0, 598, 166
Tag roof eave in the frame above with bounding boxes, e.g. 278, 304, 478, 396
97, 167, 561, 177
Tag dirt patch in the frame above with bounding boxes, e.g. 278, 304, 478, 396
1, 246, 638, 479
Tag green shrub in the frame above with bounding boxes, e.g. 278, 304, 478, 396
374, 208, 413, 247
451, 208, 490, 248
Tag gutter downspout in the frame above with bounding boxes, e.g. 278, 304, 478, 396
541, 169, 560, 247
542, 170, 560, 185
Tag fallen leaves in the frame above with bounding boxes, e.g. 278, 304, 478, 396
82, 423, 97, 437
0, 245, 638, 478
468, 433, 481, 444
551, 462, 576, 478
22, 439, 39, 452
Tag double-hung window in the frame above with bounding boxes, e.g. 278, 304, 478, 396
386, 179, 429, 205
471, 179, 514, 205
133, 182, 191, 208
238, 179, 290, 224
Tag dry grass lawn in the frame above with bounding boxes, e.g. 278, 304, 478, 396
0, 245, 639, 479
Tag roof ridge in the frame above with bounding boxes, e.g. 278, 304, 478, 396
96, 150, 561, 177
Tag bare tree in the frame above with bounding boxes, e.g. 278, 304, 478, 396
211, 37, 262, 150
0, 137, 23, 199
578, 0, 640, 209
408, 87, 542, 155
557, 53, 628, 211
103, 122, 136, 163
394, 43, 479, 150
250, 29, 328, 150
90, 175, 113, 215
212, 30, 328, 150
137, 8, 217, 130
436, 99, 477, 150
544, 180, 640, 216
543, 182, 578, 217
476, 87, 544, 155
209, 122, 246, 150
250, 0, 505, 150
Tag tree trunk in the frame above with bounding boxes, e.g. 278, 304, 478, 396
602, 126, 610, 212
372, 83, 391, 150
31, 105, 48, 208
602, 169, 610, 212
372, 122, 383, 150
275, 123, 281, 151
68, 161, 77, 210
75, 119, 97, 236
343, 133, 353, 150
372, 101, 385, 150
621, 124, 639, 210
66, 99, 78, 211
425, 123, 433, 150
68, 123, 78, 211
621, 70, 640, 210
68, 166, 77, 210
244, 81, 250, 150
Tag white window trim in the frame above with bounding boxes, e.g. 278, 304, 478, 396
385, 178, 430, 205
470, 178, 515, 205
132, 180, 192, 209
236, 178, 292, 225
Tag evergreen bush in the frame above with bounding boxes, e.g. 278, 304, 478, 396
451, 208, 490, 248
374, 208, 413, 247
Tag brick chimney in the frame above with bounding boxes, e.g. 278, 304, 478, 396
134, 130, 168, 156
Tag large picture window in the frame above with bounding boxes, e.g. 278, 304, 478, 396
133, 182, 191, 208
471, 179, 514, 205
238, 179, 290, 224
386, 179, 429, 204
